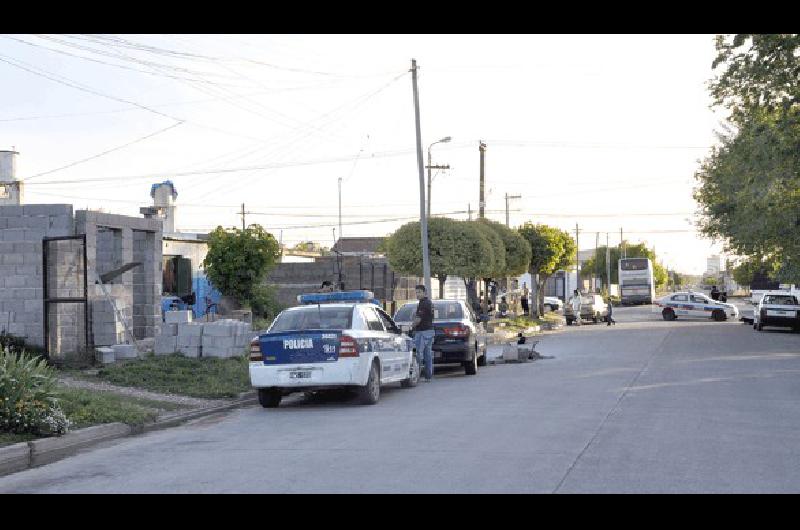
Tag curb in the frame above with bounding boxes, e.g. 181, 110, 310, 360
0, 391, 258, 477
0, 442, 31, 476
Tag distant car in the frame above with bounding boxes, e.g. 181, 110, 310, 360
543, 296, 563, 312
393, 299, 488, 375
249, 290, 419, 408
564, 294, 608, 325
753, 293, 800, 332
654, 291, 739, 322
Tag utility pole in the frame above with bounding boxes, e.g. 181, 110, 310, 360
595, 231, 600, 292
620, 227, 625, 259
606, 232, 611, 293
504, 193, 521, 227
411, 59, 431, 295
426, 138, 450, 218
575, 223, 580, 293
338, 177, 343, 242
468, 203, 472, 221
479, 141, 486, 219
240, 203, 245, 230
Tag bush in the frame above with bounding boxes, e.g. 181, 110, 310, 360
0, 348, 72, 436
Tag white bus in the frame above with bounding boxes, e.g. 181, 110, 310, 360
618, 257, 655, 305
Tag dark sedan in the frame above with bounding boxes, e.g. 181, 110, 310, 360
393, 299, 488, 375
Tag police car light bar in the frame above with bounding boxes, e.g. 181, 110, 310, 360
298, 290, 376, 305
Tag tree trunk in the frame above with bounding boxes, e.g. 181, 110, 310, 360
438, 274, 447, 300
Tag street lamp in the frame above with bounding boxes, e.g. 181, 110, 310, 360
427, 136, 451, 218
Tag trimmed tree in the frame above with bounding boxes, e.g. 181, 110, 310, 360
518, 223, 576, 316
202, 224, 282, 318
477, 218, 532, 276
386, 217, 494, 299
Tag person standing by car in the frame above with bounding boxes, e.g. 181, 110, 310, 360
412, 284, 435, 381
710, 285, 720, 301
570, 290, 583, 326
607, 298, 616, 326
521, 283, 530, 316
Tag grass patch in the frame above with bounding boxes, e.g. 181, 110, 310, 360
55, 388, 186, 429
93, 354, 251, 399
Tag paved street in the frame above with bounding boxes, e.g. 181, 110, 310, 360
3, 302, 800, 493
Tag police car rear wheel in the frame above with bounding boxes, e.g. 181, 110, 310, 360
712, 309, 726, 322
662, 308, 676, 321
401, 356, 420, 388
358, 361, 380, 405
258, 389, 282, 408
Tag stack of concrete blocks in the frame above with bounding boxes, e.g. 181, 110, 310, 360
0, 204, 75, 353
201, 319, 252, 358
176, 321, 204, 358
90, 284, 129, 347
153, 310, 190, 356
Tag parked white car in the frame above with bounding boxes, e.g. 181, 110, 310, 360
543, 296, 563, 312
654, 291, 739, 322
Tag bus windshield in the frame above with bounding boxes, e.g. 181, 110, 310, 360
620, 258, 649, 271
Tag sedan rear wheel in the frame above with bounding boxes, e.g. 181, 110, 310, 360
358, 361, 381, 405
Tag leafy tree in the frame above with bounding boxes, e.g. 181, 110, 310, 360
695, 34, 800, 283
517, 223, 576, 316
732, 255, 780, 287
386, 217, 494, 299
203, 224, 282, 317
477, 219, 532, 276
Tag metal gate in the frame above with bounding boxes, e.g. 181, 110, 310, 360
42, 235, 89, 359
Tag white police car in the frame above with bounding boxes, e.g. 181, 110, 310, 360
653, 291, 739, 322
249, 290, 419, 408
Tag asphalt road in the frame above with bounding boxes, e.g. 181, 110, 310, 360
3, 301, 800, 493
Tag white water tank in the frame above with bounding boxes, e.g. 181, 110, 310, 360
0, 150, 18, 181
0, 150, 23, 205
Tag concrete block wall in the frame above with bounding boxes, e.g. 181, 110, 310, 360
0, 204, 74, 349
151, 319, 251, 358
132, 229, 161, 340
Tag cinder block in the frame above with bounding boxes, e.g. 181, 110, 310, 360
177, 334, 202, 348
2, 253, 23, 265
4, 275, 25, 288
23, 204, 72, 217
112, 344, 138, 359
96, 347, 116, 364
177, 322, 203, 337
165, 310, 192, 324
154, 335, 177, 355
178, 345, 200, 358
203, 323, 235, 337
160, 323, 178, 337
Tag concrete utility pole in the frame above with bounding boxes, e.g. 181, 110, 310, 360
620, 227, 625, 259
606, 232, 611, 293
505, 193, 521, 227
426, 136, 451, 218
241, 203, 245, 230
468, 203, 472, 221
338, 177, 343, 241
595, 232, 600, 291
411, 59, 431, 296
575, 223, 580, 292
479, 141, 487, 219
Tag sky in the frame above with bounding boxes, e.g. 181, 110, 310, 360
0, 34, 728, 274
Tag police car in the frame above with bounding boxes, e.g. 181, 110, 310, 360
249, 290, 419, 408
653, 291, 739, 322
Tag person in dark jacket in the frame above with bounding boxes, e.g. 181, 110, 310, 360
607, 298, 616, 326
412, 285, 435, 381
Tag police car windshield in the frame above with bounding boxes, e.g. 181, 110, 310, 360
270, 307, 353, 332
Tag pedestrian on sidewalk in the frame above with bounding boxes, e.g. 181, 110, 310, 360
571, 289, 583, 326
607, 298, 616, 326
412, 284, 435, 381
521, 282, 530, 316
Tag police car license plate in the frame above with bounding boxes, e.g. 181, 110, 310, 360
290, 370, 312, 379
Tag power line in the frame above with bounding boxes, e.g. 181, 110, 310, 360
24, 121, 184, 181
